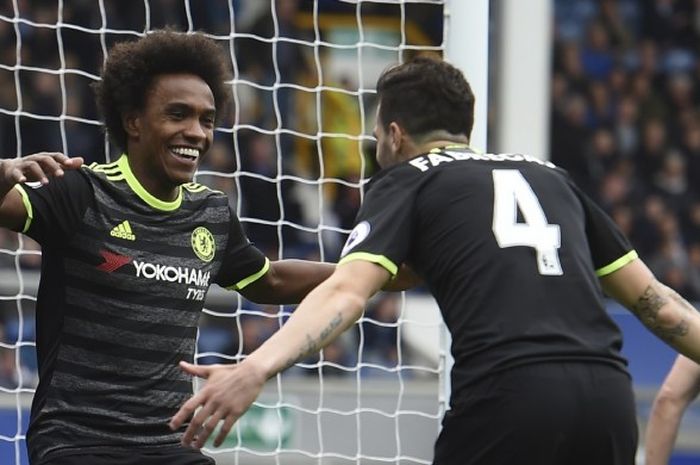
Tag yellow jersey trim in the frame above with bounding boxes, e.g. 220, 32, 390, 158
14, 184, 33, 233
595, 250, 639, 277
338, 252, 398, 276
117, 154, 182, 212
229, 257, 271, 290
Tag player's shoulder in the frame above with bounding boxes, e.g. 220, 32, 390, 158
367, 146, 478, 192
84, 159, 123, 182
181, 181, 225, 198
85, 159, 119, 172
366, 160, 426, 193
181, 182, 230, 210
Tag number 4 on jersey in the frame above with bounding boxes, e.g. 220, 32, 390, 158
491, 169, 563, 276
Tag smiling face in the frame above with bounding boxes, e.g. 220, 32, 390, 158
125, 73, 216, 200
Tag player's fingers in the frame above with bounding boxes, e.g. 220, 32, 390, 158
40, 152, 70, 164
179, 361, 212, 379
182, 402, 216, 447
38, 153, 84, 175
63, 156, 84, 168
169, 394, 203, 430
213, 415, 237, 448
28, 153, 83, 172
7, 167, 26, 184
34, 156, 65, 178
180, 419, 199, 447
19, 161, 49, 184
193, 410, 225, 449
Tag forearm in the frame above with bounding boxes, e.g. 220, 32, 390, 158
270, 260, 336, 302
632, 280, 700, 362
645, 395, 685, 465
241, 260, 336, 305
243, 279, 365, 378
646, 355, 700, 465
169, 260, 388, 448
601, 260, 700, 363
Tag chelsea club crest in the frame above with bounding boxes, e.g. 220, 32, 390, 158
191, 226, 215, 262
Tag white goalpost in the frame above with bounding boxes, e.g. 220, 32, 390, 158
0, 1, 486, 464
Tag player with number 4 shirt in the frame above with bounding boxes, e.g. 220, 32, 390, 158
171, 56, 700, 465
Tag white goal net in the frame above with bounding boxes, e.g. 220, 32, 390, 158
0, 1, 455, 464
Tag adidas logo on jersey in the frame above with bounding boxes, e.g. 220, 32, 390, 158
110, 220, 136, 241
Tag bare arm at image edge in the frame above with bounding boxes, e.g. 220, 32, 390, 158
644, 355, 700, 465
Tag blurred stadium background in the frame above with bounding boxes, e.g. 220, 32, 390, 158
0, 0, 699, 464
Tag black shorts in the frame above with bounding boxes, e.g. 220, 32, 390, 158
35, 444, 215, 465
433, 362, 637, 465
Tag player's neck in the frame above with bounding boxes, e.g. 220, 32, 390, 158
407, 137, 470, 160
408, 130, 470, 157
124, 152, 181, 202
393, 132, 470, 165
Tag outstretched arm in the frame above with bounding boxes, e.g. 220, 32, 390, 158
645, 355, 700, 465
238, 259, 336, 304
238, 260, 419, 305
0, 153, 83, 231
170, 260, 390, 448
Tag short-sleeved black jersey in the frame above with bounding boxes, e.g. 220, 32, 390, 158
339, 146, 636, 400
15, 155, 268, 463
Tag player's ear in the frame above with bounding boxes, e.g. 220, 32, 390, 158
388, 122, 403, 154
123, 112, 141, 139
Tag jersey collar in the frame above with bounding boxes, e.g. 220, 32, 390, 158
117, 154, 183, 212
428, 144, 475, 153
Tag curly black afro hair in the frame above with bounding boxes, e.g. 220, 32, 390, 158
93, 29, 232, 152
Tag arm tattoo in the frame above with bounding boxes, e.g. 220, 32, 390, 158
632, 284, 689, 342
668, 288, 698, 316
283, 312, 344, 370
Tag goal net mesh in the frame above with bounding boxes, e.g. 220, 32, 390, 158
0, 1, 448, 463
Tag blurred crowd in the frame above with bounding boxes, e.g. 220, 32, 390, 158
551, 0, 700, 301
0, 0, 443, 388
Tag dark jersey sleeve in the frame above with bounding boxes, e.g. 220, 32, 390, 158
16, 169, 92, 248
214, 205, 269, 290
338, 165, 422, 275
569, 180, 637, 276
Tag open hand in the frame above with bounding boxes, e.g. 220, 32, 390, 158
0, 152, 84, 188
169, 360, 267, 449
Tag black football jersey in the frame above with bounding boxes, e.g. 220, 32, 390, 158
16, 155, 268, 462
340, 146, 635, 399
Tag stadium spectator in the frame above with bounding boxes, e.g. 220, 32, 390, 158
171, 56, 700, 465
613, 94, 641, 157
0, 30, 336, 465
580, 20, 615, 81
